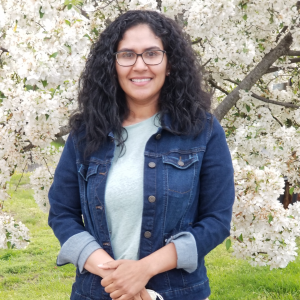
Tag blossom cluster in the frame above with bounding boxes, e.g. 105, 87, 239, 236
232, 161, 300, 269
0, 0, 299, 269
0, 212, 30, 249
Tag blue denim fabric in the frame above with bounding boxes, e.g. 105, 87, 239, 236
48, 113, 235, 300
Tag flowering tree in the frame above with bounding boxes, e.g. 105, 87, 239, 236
0, 0, 300, 268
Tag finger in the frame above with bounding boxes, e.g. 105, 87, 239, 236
98, 260, 122, 269
140, 289, 152, 300
101, 275, 113, 287
104, 282, 117, 294
110, 289, 124, 299
112, 294, 131, 300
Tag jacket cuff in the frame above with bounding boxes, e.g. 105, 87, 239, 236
57, 231, 102, 273
166, 232, 198, 273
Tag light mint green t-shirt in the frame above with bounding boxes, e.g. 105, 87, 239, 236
104, 114, 159, 260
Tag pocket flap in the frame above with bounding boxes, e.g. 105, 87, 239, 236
162, 153, 198, 169
78, 164, 98, 181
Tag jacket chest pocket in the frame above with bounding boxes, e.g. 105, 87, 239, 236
162, 153, 199, 198
78, 163, 107, 199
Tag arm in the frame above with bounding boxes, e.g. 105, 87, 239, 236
48, 134, 111, 274
164, 116, 234, 272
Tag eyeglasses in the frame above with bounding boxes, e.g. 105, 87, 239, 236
114, 50, 166, 67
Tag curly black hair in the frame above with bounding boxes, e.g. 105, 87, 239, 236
69, 10, 211, 158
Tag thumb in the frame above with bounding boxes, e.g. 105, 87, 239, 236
98, 260, 121, 270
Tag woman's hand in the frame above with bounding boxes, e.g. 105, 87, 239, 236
99, 260, 152, 300
132, 288, 152, 300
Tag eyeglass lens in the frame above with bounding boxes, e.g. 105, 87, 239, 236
116, 50, 164, 66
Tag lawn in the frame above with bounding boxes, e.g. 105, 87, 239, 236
0, 173, 299, 300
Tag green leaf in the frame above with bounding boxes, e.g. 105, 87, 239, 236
289, 187, 294, 195
83, 34, 92, 41
65, 20, 71, 26
259, 44, 265, 51
238, 234, 243, 242
164, 6, 167, 13
225, 239, 231, 250
246, 104, 250, 112
243, 14, 247, 21
41, 80, 48, 88
270, 14, 274, 24
67, 4, 72, 9
64, 44, 72, 54
92, 27, 99, 36
45, 114, 50, 121
39, 6, 45, 18
268, 214, 273, 224
25, 85, 34, 91
279, 146, 283, 150
7, 241, 11, 249
35, 116, 38, 121
50, 52, 58, 58
259, 166, 265, 170
40, 186, 44, 190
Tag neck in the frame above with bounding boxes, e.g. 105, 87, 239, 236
123, 97, 159, 126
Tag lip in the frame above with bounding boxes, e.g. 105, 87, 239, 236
129, 77, 153, 86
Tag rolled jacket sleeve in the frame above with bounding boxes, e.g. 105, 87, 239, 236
57, 232, 102, 273
48, 134, 102, 270
166, 232, 198, 273
167, 116, 234, 272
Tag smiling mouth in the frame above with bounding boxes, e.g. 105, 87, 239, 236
130, 78, 152, 82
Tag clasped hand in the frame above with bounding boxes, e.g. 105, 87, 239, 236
99, 259, 152, 300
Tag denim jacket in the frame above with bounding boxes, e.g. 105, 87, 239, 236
48, 113, 235, 300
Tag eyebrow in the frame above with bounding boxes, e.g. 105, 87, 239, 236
118, 46, 162, 52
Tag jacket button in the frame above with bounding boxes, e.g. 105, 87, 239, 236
148, 162, 156, 168
155, 134, 161, 140
178, 161, 185, 166
144, 231, 152, 238
148, 196, 156, 203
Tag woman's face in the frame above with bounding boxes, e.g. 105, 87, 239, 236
115, 24, 169, 107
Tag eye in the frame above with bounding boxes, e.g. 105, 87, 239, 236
120, 52, 135, 58
144, 51, 159, 57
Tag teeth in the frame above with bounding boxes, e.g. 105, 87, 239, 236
131, 78, 151, 82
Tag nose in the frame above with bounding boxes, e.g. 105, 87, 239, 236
133, 55, 148, 71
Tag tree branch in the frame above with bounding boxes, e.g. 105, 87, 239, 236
214, 32, 293, 121
22, 142, 35, 152
287, 50, 300, 56
289, 57, 300, 63
275, 26, 288, 43
208, 79, 229, 95
21, 125, 70, 153
251, 92, 300, 108
55, 125, 70, 138
0, 47, 8, 53
264, 66, 296, 75
192, 38, 202, 45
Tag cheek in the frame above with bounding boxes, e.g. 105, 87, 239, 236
116, 66, 128, 86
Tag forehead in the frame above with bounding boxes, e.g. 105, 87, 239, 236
117, 24, 163, 51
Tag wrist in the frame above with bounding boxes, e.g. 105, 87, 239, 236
138, 256, 156, 279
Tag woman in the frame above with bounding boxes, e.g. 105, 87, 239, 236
48, 10, 235, 300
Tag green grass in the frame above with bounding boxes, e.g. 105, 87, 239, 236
0, 173, 75, 300
1, 173, 300, 299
